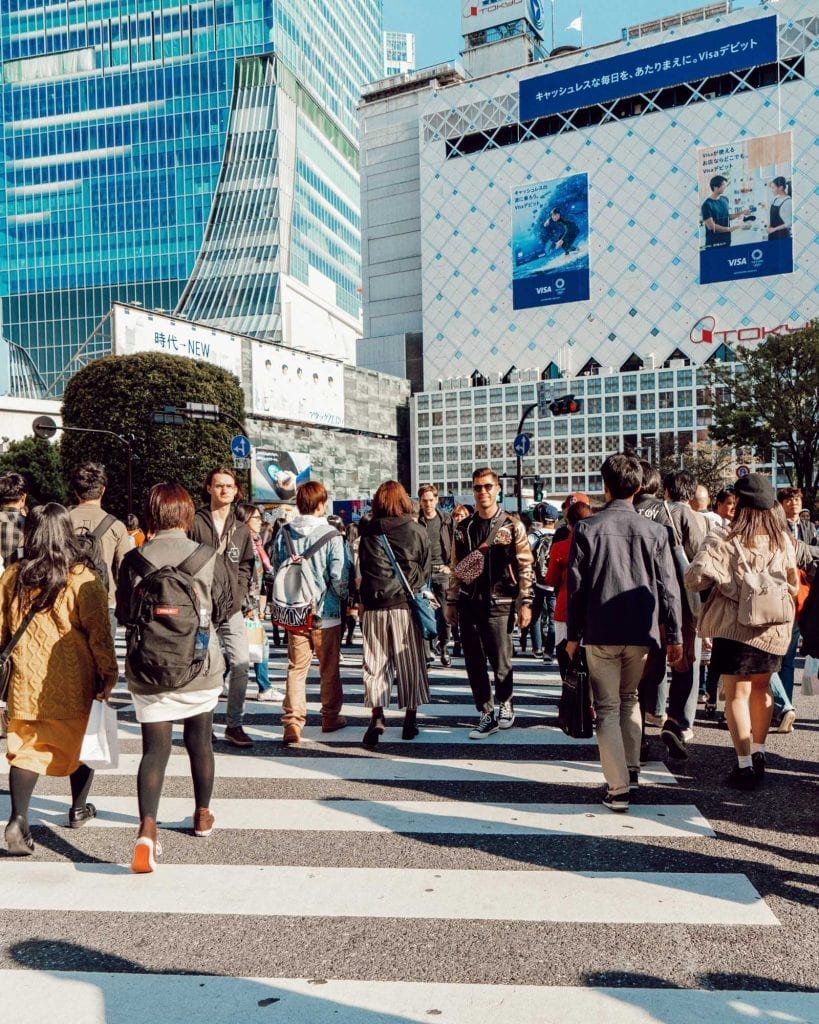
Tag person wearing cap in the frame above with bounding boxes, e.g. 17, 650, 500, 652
684, 474, 798, 791
552, 491, 590, 545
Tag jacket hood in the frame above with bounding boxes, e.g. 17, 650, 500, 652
360, 514, 413, 537
287, 514, 334, 538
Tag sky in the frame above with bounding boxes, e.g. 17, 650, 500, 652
382, 0, 757, 68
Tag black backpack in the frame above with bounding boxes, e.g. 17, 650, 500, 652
74, 513, 117, 588
126, 544, 215, 690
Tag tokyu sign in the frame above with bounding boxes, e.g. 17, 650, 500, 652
689, 317, 812, 346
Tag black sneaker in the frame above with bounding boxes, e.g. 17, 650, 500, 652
661, 719, 689, 760
224, 725, 253, 748
639, 740, 651, 765
469, 709, 499, 739
602, 789, 630, 812
440, 651, 452, 668
726, 765, 756, 791
752, 751, 766, 781
628, 769, 639, 792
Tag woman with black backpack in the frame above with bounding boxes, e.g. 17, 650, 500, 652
685, 474, 797, 791
116, 483, 229, 873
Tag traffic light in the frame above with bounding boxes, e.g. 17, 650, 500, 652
533, 479, 544, 502
549, 394, 583, 416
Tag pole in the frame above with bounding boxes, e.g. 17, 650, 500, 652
516, 402, 538, 515
551, 0, 555, 51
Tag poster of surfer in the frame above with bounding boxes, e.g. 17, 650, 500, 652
511, 173, 590, 310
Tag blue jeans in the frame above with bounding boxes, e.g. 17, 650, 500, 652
529, 588, 556, 655
667, 619, 698, 731
254, 651, 271, 691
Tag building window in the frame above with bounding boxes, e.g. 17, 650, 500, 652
432, 411, 443, 426
587, 416, 602, 434
605, 376, 620, 394
640, 374, 656, 390
641, 393, 655, 410
605, 415, 620, 433
623, 394, 637, 411
641, 413, 656, 430
586, 397, 602, 414
659, 392, 674, 409
622, 374, 637, 392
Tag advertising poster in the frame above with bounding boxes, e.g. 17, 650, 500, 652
251, 342, 345, 427
512, 173, 590, 310
251, 450, 310, 504
332, 500, 372, 525
698, 131, 793, 285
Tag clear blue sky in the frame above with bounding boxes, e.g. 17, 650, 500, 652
382, 0, 756, 69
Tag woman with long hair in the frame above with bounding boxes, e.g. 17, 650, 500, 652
234, 503, 283, 702
0, 503, 118, 855
685, 474, 797, 790
767, 176, 792, 240
357, 481, 431, 746
116, 483, 229, 872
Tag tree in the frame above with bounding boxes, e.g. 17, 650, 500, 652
60, 352, 246, 520
708, 322, 819, 508
0, 437, 67, 504
659, 440, 736, 499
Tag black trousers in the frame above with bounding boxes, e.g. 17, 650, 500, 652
458, 601, 515, 711
429, 573, 451, 650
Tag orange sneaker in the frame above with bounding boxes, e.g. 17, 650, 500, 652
193, 808, 215, 837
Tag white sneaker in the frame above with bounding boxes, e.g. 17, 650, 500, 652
645, 713, 665, 728
777, 708, 796, 733
257, 688, 284, 702
497, 700, 515, 729
469, 710, 499, 739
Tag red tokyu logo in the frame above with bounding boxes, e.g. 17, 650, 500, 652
155, 607, 180, 616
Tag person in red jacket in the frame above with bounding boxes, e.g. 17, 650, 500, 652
546, 501, 592, 668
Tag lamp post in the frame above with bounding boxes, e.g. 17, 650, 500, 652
515, 402, 538, 515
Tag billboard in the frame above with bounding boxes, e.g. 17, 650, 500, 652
512, 173, 590, 310
520, 15, 778, 120
110, 303, 243, 380
251, 449, 310, 504
462, 0, 545, 39
697, 131, 793, 285
251, 342, 345, 427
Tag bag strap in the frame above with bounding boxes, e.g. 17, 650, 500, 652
379, 535, 414, 600
1, 605, 38, 663
177, 543, 215, 578
470, 510, 508, 553
663, 502, 683, 548
90, 513, 117, 541
302, 528, 339, 561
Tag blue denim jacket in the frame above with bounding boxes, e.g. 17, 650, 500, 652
272, 516, 349, 623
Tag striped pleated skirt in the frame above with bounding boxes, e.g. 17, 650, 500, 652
361, 606, 430, 710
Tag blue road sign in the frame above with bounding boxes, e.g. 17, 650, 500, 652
513, 434, 531, 458
230, 434, 251, 459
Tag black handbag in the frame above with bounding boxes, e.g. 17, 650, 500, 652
557, 646, 594, 739
379, 536, 439, 641
0, 606, 38, 704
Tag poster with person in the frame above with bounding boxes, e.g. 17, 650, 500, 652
697, 131, 793, 285
251, 342, 345, 426
512, 174, 590, 310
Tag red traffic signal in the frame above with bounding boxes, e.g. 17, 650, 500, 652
549, 394, 582, 416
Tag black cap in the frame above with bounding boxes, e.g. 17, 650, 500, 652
734, 473, 776, 511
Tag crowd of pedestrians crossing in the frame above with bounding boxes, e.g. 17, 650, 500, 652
0, 452, 815, 866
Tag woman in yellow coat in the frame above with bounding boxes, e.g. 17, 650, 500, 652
0, 503, 118, 855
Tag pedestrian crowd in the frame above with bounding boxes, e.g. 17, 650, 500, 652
0, 453, 815, 867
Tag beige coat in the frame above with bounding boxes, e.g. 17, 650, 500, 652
684, 531, 798, 655
0, 564, 119, 720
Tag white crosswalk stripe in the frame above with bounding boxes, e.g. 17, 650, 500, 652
1, 636, 787, 1017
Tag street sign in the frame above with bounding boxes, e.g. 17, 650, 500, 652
230, 434, 251, 459
232, 456, 250, 471
513, 433, 531, 458
736, 464, 750, 478
32, 415, 58, 439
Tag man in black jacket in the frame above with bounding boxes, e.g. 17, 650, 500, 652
566, 454, 683, 813
190, 467, 256, 748
417, 483, 454, 666
446, 467, 534, 738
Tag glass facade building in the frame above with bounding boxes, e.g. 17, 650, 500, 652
0, 0, 383, 392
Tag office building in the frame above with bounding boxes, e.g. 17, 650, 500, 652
384, 31, 417, 78
358, 0, 816, 497
0, 0, 383, 394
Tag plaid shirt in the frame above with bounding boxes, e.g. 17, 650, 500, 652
0, 507, 25, 566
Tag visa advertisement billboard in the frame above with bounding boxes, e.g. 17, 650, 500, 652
697, 130, 793, 285
512, 173, 590, 310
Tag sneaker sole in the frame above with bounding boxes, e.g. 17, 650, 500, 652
468, 728, 500, 739
194, 825, 214, 838
224, 736, 253, 747
497, 717, 515, 730
131, 837, 161, 873
603, 800, 630, 812
661, 730, 689, 759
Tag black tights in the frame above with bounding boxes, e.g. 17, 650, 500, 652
137, 711, 214, 821
9, 762, 95, 828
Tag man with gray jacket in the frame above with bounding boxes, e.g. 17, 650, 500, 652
566, 454, 683, 812
273, 481, 349, 746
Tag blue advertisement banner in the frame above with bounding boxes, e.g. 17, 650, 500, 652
252, 449, 311, 503
512, 174, 590, 310
697, 130, 793, 285
520, 15, 778, 121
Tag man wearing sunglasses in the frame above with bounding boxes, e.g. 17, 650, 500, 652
446, 468, 534, 738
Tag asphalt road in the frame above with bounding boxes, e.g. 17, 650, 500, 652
0, 634, 817, 1023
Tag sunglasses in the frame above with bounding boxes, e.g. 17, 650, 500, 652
473, 483, 495, 492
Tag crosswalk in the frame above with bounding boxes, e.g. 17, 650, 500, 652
1, 632, 813, 1023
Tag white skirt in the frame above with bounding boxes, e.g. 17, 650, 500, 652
132, 685, 222, 724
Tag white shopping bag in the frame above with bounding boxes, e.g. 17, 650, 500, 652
802, 655, 819, 698
80, 701, 119, 770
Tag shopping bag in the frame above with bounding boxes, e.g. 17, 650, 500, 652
802, 655, 819, 698
557, 647, 594, 739
246, 620, 266, 664
80, 701, 119, 770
